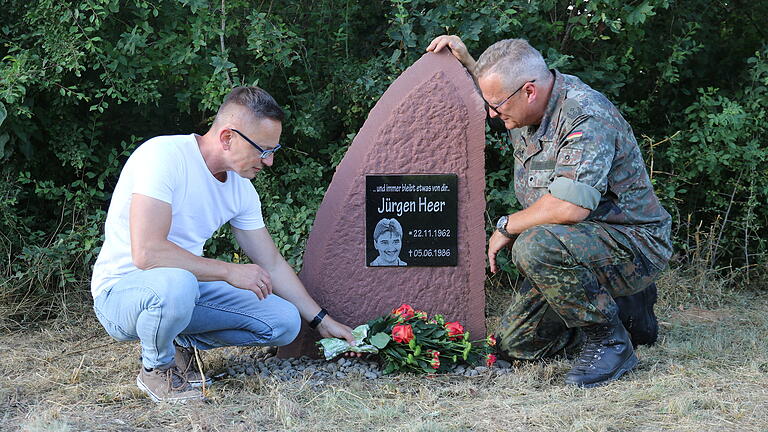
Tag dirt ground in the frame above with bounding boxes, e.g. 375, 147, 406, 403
1, 286, 767, 431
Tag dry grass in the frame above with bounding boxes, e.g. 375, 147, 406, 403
2, 275, 767, 432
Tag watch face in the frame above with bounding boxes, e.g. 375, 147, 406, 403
496, 216, 507, 230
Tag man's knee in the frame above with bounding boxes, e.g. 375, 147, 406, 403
145, 268, 199, 322
511, 225, 568, 274
269, 301, 301, 346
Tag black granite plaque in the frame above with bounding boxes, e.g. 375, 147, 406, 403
365, 174, 458, 267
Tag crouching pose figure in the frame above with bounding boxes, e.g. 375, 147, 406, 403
428, 35, 671, 387
91, 87, 354, 402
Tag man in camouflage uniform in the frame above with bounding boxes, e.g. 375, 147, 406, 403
428, 36, 672, 387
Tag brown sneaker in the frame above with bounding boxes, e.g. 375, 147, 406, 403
175, 344, 213, 388
136, 364, 203, 403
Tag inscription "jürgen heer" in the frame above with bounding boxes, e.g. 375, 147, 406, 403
377, 197, 446, 217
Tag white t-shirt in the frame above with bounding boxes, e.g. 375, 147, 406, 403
91, 134, 265, 298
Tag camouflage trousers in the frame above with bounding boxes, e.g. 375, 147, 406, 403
496, 221, 662, 360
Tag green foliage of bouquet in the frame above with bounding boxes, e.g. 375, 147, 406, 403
319, 304, 497, 374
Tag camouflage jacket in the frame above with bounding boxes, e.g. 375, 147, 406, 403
507, 70, 672, 269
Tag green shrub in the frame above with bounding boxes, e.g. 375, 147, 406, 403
1, 0, 766, 323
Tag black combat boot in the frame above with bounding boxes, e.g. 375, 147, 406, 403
615, 282, 659, 348
564, 317, 638, 388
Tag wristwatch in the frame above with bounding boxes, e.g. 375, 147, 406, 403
308, 308, 328, 329
495, 215, 517, 239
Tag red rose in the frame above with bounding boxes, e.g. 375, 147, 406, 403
487, 334, 497, 347
429, 350, 441, 369
430, 357, 440, 369
486, 353, 497, 368
392, 324, 414, 343
392, 304, 415, 321
445, 321, 465, 340
414, 310, 428, 320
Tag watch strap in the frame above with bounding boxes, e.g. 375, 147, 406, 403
309, 308, 328, 329
497, 216, 517, 239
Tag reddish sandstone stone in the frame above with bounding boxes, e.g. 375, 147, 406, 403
279, 51, 487, 357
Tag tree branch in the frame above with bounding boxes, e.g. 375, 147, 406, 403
220, 0, 233, 87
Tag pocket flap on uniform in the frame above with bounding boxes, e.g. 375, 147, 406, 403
557, 147, 583, 166
526, 169, 554, 188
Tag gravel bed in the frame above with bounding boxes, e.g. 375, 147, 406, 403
216, 349, 515, 382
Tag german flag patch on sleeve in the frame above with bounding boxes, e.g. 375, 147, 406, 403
565, 131, 583, 141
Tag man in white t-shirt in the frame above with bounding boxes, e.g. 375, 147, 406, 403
91, 87, 355, 402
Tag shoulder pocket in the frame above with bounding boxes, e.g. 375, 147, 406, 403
557, 147, 583, 166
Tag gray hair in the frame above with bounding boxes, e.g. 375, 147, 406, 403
474, 39, 551, 91
216, 86, 285, 123
373, 218, 403, 240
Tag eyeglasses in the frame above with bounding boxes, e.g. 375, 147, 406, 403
231, 128, 282, 159
486, 79, 536, 116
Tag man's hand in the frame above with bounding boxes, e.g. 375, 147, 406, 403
488, 230, 515, 274
317, 316, 355, 345
225, 263, 273, 300
426, 35, 476, 70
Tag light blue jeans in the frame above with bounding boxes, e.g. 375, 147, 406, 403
93, 268, 301, 369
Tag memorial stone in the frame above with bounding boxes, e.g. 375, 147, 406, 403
279, 51, 487, 357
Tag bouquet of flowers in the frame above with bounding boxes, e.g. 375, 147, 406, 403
318, 304, 497, 374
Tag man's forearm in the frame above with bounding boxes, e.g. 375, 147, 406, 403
462, 56, 477, 74
267, 260, 322, 322
505, 193, 591, 235
133, 239, 232, 282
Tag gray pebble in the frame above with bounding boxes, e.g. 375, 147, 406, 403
225, 355, 389, 382
496, 360, 512, 369
475, 366, 488, 373
455, 366, 466, 374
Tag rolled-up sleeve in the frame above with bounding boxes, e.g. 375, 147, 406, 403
549, 177, 601, 210
548, 118, 615, 210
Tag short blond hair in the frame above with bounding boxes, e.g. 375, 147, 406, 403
373, 218, 403, 240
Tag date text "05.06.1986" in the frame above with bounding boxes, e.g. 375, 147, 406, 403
408, 248, 451, 258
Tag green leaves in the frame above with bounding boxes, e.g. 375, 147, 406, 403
626, 1, 656, 25
0, 0, 767, 320
370, 332, 391, 349
210, 56, 236, 76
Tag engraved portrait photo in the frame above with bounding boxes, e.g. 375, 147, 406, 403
369, 218, 408, 266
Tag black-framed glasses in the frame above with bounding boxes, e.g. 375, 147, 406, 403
486, 79, 536, 116
231, 128, 282, 159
